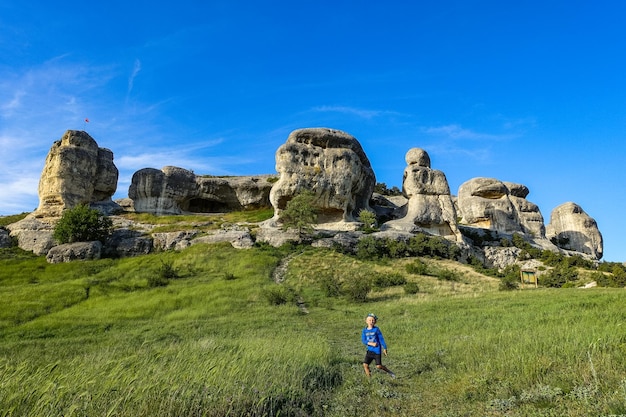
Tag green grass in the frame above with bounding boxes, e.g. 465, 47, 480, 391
1, 243, 625, 416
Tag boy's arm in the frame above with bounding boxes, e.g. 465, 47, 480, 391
377, 328, 387, 351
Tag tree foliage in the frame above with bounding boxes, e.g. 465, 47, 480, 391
53, 204, 113, 244
279, 190, 318, 236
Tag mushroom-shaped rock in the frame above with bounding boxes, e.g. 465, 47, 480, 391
269, 128, 375, 223
546, 202, 603, 259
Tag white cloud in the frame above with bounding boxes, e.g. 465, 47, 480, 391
421, 124, 515, 141
312, 105, 393, 120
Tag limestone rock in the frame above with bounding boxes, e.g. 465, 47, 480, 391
103, 229, 153, 258
546, 202, 603, 259
128, 166, 274, 215
6, 217, 56, 255
382, 148, 462, 241
152, 231, 198, 251
46, 241, 102, 263
0, 227, 11, 248
457, 177, 545, 237
36, 130, 119, 217
191, 225, 254, 249
269, 128, 375, 223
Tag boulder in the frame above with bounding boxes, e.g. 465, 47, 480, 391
103, 229, 153, 258
546, 202, 603, 259
269, 128, 375, 223
36, 130, 119, 218
0, 227, 11, 248
191, 225, 254, 249
152, 231, 198, 251
457, 177, 545, 237
46, 241, 102, 263
128, 166, 274, 215
381, 148, 462, 241
5, 217, 56, 255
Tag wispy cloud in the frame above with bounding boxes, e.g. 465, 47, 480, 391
421, 124, 516, 141
311, 105, 398, 120
127, 59, 141, 97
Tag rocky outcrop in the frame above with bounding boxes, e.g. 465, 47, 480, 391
128, 166, 275, 215
546, 202, 603, 259
191, 225, 254, 249
381, 148, 462, 241
457, 177, 545, 237
269, 128, 375, 224
36, 130, 119, 217
5, 217, 56, 256
46, 241, 102, 263
0, 227, 11, 248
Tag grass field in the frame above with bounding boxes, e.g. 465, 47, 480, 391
1, 242, 625, 416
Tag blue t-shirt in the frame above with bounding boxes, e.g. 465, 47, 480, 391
362, 326, 387, 354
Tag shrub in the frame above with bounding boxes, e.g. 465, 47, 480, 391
318, 273, 341, 297
355, 236, 389, 260
540, 265, 578, 288
372, 272, 407, 288
53, 204, 112, 244
404, 282, 420, 294
341, 276, 372, 302
358, 209, 378, 233
406, 259, 428, 275
279, 190, 318, 236
264, 286, 291, 305
436, 268, 459, 281
159, 260, 179, 280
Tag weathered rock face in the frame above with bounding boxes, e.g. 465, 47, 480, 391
5, 217, 56, 255
36, 130, 119, 217
457, 177, 545, 238
46, 241, 102, 263
546, 202, 603, 259
382, 148, 462, 241
269, 128, 375, 223
128, 166, 275, 215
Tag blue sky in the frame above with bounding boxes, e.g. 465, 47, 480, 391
1, 1, 625, 261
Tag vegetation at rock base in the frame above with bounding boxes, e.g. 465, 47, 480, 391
279, 190, 319, 236
53, 204, 113, 244
1, 234, 626, 416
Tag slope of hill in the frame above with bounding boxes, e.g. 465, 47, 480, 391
1, 235, 625, 416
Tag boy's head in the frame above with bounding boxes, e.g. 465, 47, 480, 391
366, 313, 377, 327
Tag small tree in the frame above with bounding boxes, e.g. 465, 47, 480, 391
279, 190, 318, 237
358, 209, 377, 232
53, 204, 113, 244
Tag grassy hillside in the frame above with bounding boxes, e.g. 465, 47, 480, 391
1, 239, 625, 416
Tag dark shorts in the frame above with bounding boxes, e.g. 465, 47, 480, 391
363, 350, 382, 366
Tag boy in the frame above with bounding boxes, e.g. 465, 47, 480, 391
361, 313, 396, 378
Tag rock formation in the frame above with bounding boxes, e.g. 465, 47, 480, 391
128, 166, 275, 215
36, 130, 119, 217
382, 148, 462, 241
269, 128, 375, 223
457, 177, 545, 237
546, 202, 603, 259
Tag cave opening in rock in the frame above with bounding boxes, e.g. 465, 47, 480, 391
183, 198, 233, 213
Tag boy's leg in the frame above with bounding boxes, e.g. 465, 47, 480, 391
376, 364, 396, 378
363, 363, 371, 377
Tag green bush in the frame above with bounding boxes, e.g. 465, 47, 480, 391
405, 259, 429, 275
436, 268, 459, 281
372, 272, 407, 288
404, 282, 420, 294
318, 273, 341, 297
53, 204, 113, 244
264, 286, 291, 305
358, 209, 378, 233
341, 276, 371, 303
